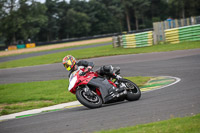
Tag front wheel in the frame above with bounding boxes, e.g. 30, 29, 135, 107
120, 79, 141, 101
76, 88, 102, 109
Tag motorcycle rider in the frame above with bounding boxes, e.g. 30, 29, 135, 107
62, 55, 124, 99
62, 55, 94, 77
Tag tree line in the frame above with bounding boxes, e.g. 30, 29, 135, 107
0, 0, 199, 46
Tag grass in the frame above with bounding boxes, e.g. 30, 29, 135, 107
0, 41, 200, 69
95, 114, 200, 133
0, 76, 151, 116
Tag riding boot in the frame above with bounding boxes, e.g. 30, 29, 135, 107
109, 86, 124, 95
105, 86, 126, 102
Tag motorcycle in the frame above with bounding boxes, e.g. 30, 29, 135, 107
68, 66, 141, 109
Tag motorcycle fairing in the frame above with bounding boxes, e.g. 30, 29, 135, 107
88, 77, 115, 103
68, 70, 98, 94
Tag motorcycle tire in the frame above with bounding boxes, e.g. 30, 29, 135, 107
121, 79, 141, 101
76, 88, 102, 109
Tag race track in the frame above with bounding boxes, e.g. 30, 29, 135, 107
0, 49, 200, 133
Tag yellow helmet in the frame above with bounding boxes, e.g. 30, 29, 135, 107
62, 55, 76, 71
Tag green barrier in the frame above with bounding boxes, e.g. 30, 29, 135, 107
122, 31, 153, 48
17, 44, 26, 49
165, 24, 200, 44
179, 25, 200, 42
193, 38, 200, 41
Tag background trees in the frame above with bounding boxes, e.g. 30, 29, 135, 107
0, 0, 47, 45
0, 0, 199, 46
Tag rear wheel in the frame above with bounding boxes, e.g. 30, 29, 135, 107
76, 88, 102, 109
121, 79, 141, 101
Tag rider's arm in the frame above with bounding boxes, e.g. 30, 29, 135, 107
77, 60, 94, 71
86, 62, 94, 71
77, 60, 94, 68
77, 60, 94, 75
88, 62, 94, 68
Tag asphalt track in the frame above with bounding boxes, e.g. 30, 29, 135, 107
0, 49, 200, 133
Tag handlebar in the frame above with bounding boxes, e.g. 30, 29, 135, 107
79, 68, 92, 76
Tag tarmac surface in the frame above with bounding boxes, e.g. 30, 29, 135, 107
0, 48, 200, 133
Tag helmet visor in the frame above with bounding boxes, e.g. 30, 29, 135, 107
64, 60, 73, 71
64, 63, 71, 71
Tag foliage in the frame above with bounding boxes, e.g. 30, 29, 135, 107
0, 0, 200, 45
66, 9, 90, 37
168, 0, 200, 19
0, 0, 47, 45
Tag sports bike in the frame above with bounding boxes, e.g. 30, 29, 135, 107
68, 66, 141, 109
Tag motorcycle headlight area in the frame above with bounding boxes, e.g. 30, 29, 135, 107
68, 76, 77, 91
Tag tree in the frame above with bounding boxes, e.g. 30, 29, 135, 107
186, 0, 200, 17
168, 0, 186, 18
168, 0, 200, 19
0, 0, 19, 45
17, 0, 48, 41
1, 0, 200, 45
70, 0, 89, 13
41, 0, 60, 41
100, 0, 125, 32
57, 1, 69, 39
0, 0, 47, 45
121, 0, 132, 32
151, 0, 169, 22
66, 9, 90, 37
128, 0, 150, 30
87, 0, 122, 35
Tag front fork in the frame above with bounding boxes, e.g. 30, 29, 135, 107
83, 85, 96, 97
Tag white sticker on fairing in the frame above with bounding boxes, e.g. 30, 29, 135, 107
68, 76, 77, 91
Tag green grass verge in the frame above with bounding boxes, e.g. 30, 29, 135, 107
0, 76, 150, 116
0, 41, 200, 69
95, 114, 200, 133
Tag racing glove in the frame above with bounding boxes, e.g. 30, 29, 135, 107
79, 66, 92, 76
